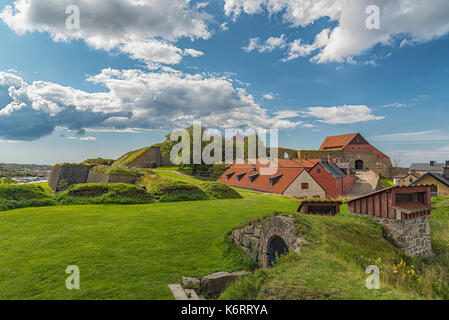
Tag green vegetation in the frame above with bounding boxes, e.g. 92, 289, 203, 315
200, 182, 242, 199
221, 204, 449, 300
81, 158, 115, 166
53, 163, 91, 167
91, 165, 146, 177
112, 146, 152, 167
381, 179, 394, 188
56, 183, 153, 205
0, 177, 19, 184
0, 184, 56, 211
0, 190, 297, 299
148, 181, 209, 202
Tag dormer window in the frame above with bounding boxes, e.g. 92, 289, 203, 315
249, 173, 260, 184
236, 172, 246, 182
269, 174, 283, 187
226, 172, 235, 181
250, 168, 257, 173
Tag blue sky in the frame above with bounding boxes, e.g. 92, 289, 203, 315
0, 0, 448, 165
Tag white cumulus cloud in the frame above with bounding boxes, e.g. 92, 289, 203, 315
0, 0, 211, 66
226, 0, 449, 63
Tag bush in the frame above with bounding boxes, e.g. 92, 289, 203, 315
56, 183, 153, 205
148, 181, 209, 202
200, 182, 242, 199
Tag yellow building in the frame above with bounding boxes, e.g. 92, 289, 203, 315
396, 172, 421, 187
412, 171, 449, 197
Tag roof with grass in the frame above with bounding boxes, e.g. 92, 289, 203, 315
112, 146, 153, 167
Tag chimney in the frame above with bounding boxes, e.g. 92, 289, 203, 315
430, 160, 436, 167
444, 161, 449, 177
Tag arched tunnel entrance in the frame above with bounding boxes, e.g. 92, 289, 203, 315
355, 160, 364, 170
268, 236, 289, 267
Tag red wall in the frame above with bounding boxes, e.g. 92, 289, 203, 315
309, 163, 355, 199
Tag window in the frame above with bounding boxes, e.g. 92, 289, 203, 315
284, 152, 289, 159
308, 206, 336, 215
269, 174, 283, 187
226, 172, 235, 181
409, 177, 414, 183
250, 168, 257, 173
395, 193, 414, 204
249, 173, 260, 184
317, 168, 321, 174
301, 183, 309, 190
236, 173, 246, 182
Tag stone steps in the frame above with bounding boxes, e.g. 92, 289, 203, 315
168, 284, 205, 300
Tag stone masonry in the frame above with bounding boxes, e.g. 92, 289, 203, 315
231, 215, 306, 268
372, 215, 433, 257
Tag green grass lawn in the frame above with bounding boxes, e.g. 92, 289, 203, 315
0, 190, 298, 300
2, 181, 449, 300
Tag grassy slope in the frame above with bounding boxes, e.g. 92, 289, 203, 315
380, 179, 394, 188
221, 202, 449, 300
0, 190, 298, 300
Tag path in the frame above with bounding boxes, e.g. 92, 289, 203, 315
349, 171, 379, 197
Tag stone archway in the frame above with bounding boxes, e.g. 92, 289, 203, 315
268, 236, 289, 267
355, 160, 364, 170
231, 215, 306, 268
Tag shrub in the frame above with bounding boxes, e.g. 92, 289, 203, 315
56, 183, 153, 205
148, 181, 209, 202
200, 182, 242, 199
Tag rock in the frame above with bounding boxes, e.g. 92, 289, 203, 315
182, 276, 200, 289
200, 272, 236, 297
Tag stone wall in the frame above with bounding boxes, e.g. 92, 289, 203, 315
133, 147, 163, 168
48, 165, 92, 191
231, 215, 306, 268
372, 215, 433, 257
350, 212, 433, 257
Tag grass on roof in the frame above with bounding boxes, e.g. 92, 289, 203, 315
112, 146, 152, 167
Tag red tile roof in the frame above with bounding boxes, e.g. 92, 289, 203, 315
218, 165, 306, 194
319, 133, 358, 150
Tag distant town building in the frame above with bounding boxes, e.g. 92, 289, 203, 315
409, 161, 449, 176
411, 165, 449, 197
395, 172, 421, 187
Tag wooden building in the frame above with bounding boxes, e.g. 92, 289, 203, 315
297, 200, 342, 216
347, 186, 434, 221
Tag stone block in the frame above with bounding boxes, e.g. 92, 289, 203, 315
200, 272, 235, 297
